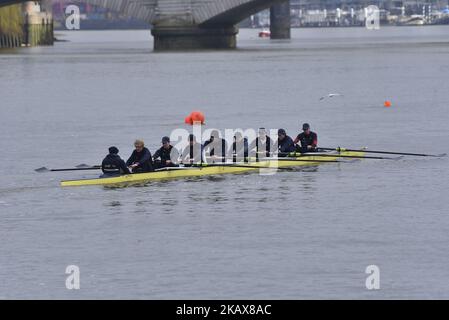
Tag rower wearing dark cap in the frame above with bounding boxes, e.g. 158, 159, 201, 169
153, 136, 179, 169
294, 123, 318, 153
101, 146, 131, 176
277, 129, 296, 156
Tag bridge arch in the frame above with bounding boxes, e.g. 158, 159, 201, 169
151, 0, 290, 50
195, 0, 285, 26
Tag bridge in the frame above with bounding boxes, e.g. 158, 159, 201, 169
0, 0, 291, 50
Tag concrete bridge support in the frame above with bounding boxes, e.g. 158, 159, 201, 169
152, 26, 238, 51
0, 1, 53, 48
270, 1, 290, 39
150, 0, 292, 50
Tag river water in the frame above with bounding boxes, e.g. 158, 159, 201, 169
0, 27, 449, 299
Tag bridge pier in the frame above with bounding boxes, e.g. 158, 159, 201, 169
270, 1, 291, 39
0, 1, 53, 49
151, 26, 238, 51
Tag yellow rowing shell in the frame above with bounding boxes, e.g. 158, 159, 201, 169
61, 150, 364, 187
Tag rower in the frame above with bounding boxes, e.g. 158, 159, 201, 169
153, 136, 179, 169
277, 128, 296, 156
203, 130, 227, 163
232, 132, 249, 162
250, 127, 273, 160
294, 123, 318, 153
101, 146, 130, 176
126, 139, 154, 173
181, 134, 203, 164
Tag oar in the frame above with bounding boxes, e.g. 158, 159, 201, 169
188, 163, 295, 170
285, 153, 402, 160
258, 158, 339, 163
205, 156, 339, 164
189, 159, 337, 169
253, 150, 381, 160
35, 165, 101, 173
320, 147, 446, 158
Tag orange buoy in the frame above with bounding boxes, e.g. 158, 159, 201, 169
184, 115, 193, 125
185, 111, 205, 125
384, 100, 391, 107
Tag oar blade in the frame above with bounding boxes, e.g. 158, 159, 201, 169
35, 167, 50, 173
76, 164, 92, 168
322, 147, 445, 158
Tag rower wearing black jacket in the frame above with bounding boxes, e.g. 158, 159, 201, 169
204, 130, 228, 163
249, 127, 273, 159
126, 139, 154, 173
278, 129, 296, 156
153, 136, 179, 169
181, 134, 203, 164
294, 123, 318, 153
232, 132, 249, 162
101, 146, 130, 176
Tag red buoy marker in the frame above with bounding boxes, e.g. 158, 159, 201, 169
185, 111, 205, 125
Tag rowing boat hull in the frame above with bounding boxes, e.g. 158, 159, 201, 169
60, 150, 364, 187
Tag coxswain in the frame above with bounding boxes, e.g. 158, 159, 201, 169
153, 136, 179, 169
294, 123, 318, 153
101, 146, 130, 176
181, 134, 203, 164
277, 128, 296, 156
126, 139, 154, 173
203, 130, 228, 163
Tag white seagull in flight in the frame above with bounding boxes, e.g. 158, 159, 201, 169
319, 93, 344, 101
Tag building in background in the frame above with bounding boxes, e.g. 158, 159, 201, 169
245, 0, 449, 27
52, 0, 150, 30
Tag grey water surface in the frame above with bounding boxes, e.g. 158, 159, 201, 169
0, 27, 449, 299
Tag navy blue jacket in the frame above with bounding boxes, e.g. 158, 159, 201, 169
126, 147, 154, 172
102, 154, 130, 175
278, 135, 296, 154
153, 145, 179, 167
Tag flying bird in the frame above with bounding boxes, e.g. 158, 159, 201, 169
319, 93, 344, 101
